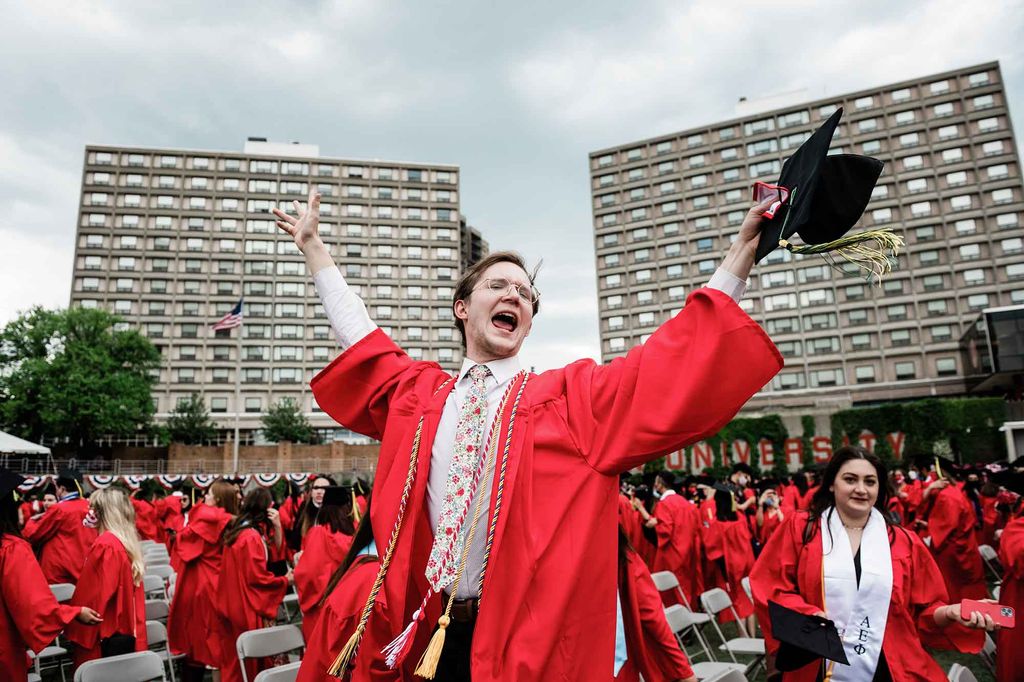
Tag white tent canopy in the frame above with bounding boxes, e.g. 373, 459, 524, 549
0, 430, 50, 455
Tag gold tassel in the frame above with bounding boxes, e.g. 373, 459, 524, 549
326, 625, 364, 677
413, 615, 450, 679
780, 228, 904, 286
351, 488, 361, 525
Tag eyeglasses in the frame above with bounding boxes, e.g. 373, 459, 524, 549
477, 278, 540, 304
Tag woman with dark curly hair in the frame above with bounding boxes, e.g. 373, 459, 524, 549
750, 446, 996, 681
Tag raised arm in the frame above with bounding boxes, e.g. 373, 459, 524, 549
273, 188, 377, 350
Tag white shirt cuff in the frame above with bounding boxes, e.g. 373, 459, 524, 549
705, 267, 747, 304
313, 266, 377, 350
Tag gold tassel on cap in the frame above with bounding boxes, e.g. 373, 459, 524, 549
780, 228, 904, 286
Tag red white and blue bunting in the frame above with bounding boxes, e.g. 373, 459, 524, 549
252, 473, 282, 487
123, 475, 148, 491
191, 474, 217, 489
86, 475, 118, 490
155, 474, 186, 489
17, 475, 51, 492
285, 473, 311, 486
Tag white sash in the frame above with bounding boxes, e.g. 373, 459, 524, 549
821, 507, 892, 681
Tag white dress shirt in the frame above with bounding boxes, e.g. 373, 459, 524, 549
312, 265, 746, 598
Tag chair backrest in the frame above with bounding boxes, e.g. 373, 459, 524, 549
978, 544, 998, 562
73, 650, 166, 682
650, 570, 680, 592
145, 556, 171, 568
50, 582, 76, 603
147, 564, 175, 581
663, 604, 702, 633
741, 576, 753, 602
702, 668, 747, 682
146, 620, 168, 648
143, 575, 166, 596
144, 599, 170, 621
947, 662, 979, 682
700, 588, 734, 616
236, 624, 304, 660
253, 661, 302, 682
993, 584, 1001, 601
982, 633, 996, 656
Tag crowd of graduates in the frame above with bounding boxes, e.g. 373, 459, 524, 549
1, 448, 1023, 681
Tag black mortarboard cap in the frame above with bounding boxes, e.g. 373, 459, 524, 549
768, 601, 849, 672
57, 468, 83, 484
731, 462, 754, 476
322, 485, 353, 507
688, 475, 716, 488
996, 472, 1024, 496
754, 108, 895, 276
756, 478, 780, 493
0, 469, 26, 499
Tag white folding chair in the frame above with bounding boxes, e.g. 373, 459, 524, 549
980, 632, 996, 674
145, 555, 172, 568
978, 544, 1002, 585
699, 588, 765, 673
73, 650, 166, 682
141, 540, 158, 549
700, 669, 748, 682
147, 564, 176, 585
145, 598, 170, 623
947, 662, 979, 682
650, 570, 719, 655
993, 584, 1001, 602
143, 575, 168, 600
236, 624, 305, 682
146, 620, 185, 682
253, 661, 302, 682
665, 606, 745, 680
279, 586, 300, 624
50, 583, 76, 603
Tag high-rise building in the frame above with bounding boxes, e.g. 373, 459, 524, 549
589, 62, 1023, 416
70, 139, 485, 440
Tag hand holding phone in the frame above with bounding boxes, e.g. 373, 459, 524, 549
960, 599, 1014, 629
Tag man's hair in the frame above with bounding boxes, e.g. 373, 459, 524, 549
452, 250, 541, 350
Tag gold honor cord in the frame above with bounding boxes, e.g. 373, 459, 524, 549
779, 228, 905, 287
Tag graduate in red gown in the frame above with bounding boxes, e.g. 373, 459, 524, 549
276, 188, 782, 680
21, 468, 97, 584
131, 491, 160, 542
65, 487, 148, 668
155, 488, 187, 546
167, 479, 238, 682
750, 447, 994, 682
297, 492, 393, 682
618, 484, 648, 568
634, 471, 704, 607
702, 486, 756, 632
755, 484, 785, 546
921, 459, 987, 603
293, 484, 355, 640
215, 487, 292, 682
0, 470, 103, 680
616, 526, 696, 682
995, 475, 1024, 682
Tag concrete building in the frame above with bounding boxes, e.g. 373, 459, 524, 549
70, 139, 485, 441
589, 62, 1024, 420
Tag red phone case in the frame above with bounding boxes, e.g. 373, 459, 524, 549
961, 599, 1015, 628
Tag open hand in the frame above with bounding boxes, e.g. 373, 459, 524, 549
272, 187, 322, 252
76, 607, 103, 625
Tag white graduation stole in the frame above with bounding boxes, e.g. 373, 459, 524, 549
821, 507, 892, 682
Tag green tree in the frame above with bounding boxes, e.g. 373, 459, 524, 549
261, 397, 319, 444
0, 306, 160, 449
165, 393, 218, 445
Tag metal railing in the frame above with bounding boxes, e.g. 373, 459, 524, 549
1, 456, 377, 477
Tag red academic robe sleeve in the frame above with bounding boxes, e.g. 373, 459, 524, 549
620, 548, 694, 682
0, 535, 80, 679
926, 486, 962, 550
220, 529, 290, 627
65, 533, 146, 656
561, 288, 782, 474
997, 516, 1024, 681
21, 498, 97, 584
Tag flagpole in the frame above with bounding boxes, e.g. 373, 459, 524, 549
232, 322, 242, 475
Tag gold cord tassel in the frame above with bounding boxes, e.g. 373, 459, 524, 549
413, 615, 451, 678
780, 228, 904, 286
327, 625, 364, 677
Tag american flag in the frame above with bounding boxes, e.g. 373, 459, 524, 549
212, 298, 244, 331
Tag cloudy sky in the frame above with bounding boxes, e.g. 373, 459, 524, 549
1, 0, 1022, 371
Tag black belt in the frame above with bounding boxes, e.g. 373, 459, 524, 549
442, 594, 480, 624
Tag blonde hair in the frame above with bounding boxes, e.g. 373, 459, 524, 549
91, 488, 146, 584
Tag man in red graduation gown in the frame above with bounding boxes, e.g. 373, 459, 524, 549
275, 189, 782, 680
634, 471, 704, 607
131, 491, 160, 542
22, 469, 97, 584
923, 469, 987, 602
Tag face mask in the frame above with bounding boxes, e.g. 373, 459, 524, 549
895, 474, 905, 483
82, 509, 98, 529
908, 471, 919, 481
738, 476, 749, 487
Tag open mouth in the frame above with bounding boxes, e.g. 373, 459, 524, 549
491, 311, 518, 333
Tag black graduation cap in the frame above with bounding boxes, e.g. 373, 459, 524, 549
753, 107, 901, 283
0, 469, 26, 499
756, 478, 780, 494
731, 462, 754, 476
322, 485, 354, 507
687, 475, 716, 488
996, 471, 1024, 496
768, 601, 849, 672
57, 468, 83, 484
